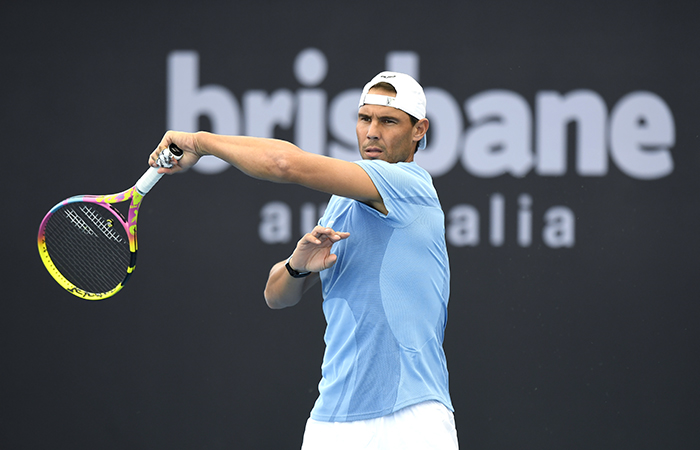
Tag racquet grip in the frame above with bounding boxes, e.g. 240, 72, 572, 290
135, 167, 164, 195
135, 144, 183, 195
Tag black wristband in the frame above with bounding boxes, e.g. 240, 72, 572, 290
285, 257, 311, 278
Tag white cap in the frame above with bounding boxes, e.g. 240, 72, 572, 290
359, 71, 428, 150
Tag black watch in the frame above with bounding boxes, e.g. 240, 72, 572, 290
285, 257, 311, 278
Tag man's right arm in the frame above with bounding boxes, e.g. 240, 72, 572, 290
263, 260, 319, 309
263, 226, 350, 309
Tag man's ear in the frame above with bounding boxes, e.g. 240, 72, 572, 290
413, 118, 429, 143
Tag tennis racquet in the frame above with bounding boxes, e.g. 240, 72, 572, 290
37, 144, 183, 300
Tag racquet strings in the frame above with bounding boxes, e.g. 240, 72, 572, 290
44, 202, 132, 294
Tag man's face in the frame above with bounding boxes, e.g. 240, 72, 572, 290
356, 88, 422, 163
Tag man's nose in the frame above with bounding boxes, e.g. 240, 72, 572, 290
367, 121, 380, 139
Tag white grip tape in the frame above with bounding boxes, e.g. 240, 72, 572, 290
135, 167, 164, 195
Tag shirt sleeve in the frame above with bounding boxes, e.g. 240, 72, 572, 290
354, 160, 440, 227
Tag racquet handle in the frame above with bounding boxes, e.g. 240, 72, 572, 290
135, 144, 183, 195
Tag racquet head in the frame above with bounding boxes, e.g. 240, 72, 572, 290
37, 192, 140, 300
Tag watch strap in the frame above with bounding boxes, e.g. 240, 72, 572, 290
285, 256, 311, 278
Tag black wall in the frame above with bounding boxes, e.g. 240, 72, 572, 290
3, 1, 699, 448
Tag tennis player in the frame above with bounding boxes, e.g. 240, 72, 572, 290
151, 71, 458, 449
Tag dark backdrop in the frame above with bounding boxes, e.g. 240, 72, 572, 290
2, 1, 699, 449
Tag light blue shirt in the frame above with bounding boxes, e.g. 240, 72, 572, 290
311, 160, 452, 422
